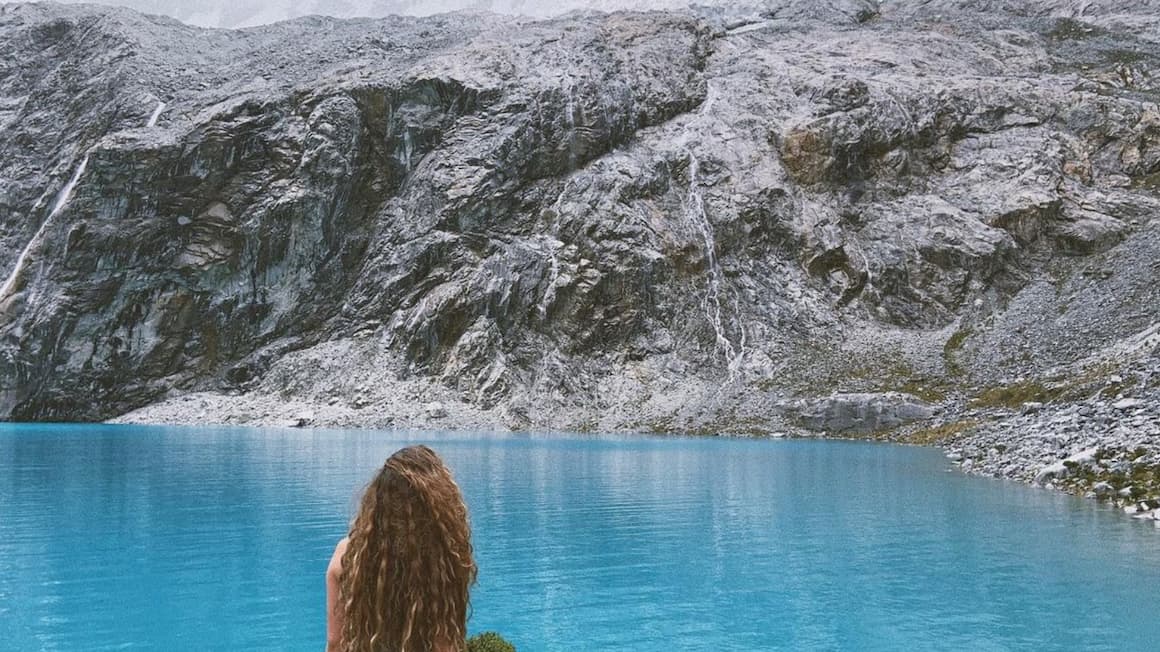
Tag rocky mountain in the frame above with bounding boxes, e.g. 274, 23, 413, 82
2, 0, 772, 28
2, 1, 1159, 508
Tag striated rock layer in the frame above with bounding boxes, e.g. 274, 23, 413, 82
1, 1, 1159, 503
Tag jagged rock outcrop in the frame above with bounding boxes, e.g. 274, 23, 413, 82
1, 0, 1159, 465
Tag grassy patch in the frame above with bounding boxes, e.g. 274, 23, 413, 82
894, 378, 949, 403
1047, 18, 1103, 41
1050, 360, 1132, 402
1097, 374, 1139, 399
903, 419, 979, 445
942, 326, 972, 377
968, 380, 1060, 409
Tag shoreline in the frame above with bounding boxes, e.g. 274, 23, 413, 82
103, 387, 1160, 527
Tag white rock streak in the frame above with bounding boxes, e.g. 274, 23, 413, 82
0, 155, 90, 303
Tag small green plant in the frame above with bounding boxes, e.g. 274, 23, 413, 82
467, 632, 516, 652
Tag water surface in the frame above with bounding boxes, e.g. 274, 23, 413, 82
1, 424, 1158, 650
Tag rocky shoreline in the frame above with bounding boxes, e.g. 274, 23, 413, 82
113, 338, 1160, 526
940, 398, 1160, 525
865, 347, 1160, 525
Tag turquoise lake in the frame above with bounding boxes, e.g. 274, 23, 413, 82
2, 424, 1159, 650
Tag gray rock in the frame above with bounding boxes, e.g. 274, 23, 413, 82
1033, 447, 1099, 484
782, 393, 935, 434
424, 402, 448, 420
288, 411, 315, 428
1114, 399, 1145, 411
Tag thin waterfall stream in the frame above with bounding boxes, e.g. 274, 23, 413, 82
680, 84, 745, 378
0, 155, 90, 305
146, 100, 166, 128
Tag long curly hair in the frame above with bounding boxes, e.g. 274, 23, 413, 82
340, 445, 477, 652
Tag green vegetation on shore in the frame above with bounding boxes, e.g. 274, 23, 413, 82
468, 632, 517, 652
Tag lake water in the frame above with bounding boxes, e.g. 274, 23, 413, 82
2, 424, 1159, 651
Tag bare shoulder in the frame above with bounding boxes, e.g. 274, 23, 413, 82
327, 537, 350, 577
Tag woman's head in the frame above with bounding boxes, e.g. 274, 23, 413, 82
341, 445, 477, 652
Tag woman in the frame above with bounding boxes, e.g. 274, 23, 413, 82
327, 445, 477, 652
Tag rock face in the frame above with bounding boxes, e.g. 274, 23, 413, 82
1, 0, 1159, 455
782, 393, 935, 435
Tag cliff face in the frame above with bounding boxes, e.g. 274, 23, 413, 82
2, 1, 1159, 438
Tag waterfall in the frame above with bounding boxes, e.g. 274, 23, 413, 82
146, 101, 166, 128
680, 83, 745, 378
0, 155, 90, 303
560, 73, 579, 169
398, 129, 415, 172
684, 151, 742, 376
